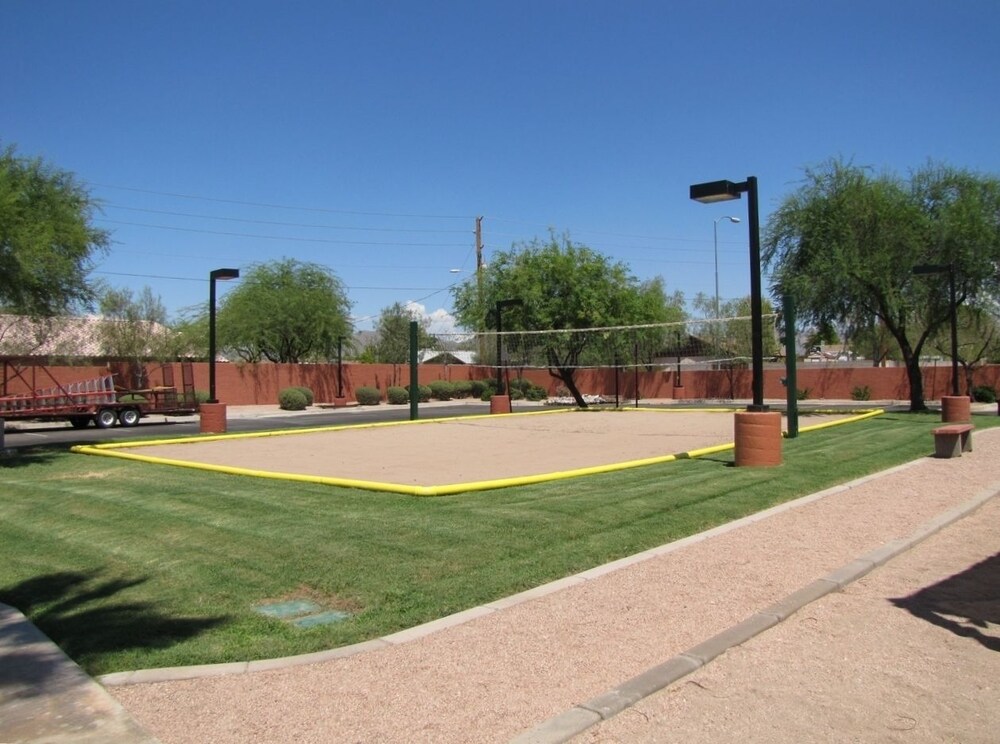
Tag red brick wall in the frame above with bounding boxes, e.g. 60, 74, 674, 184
6, 360, 1000, 404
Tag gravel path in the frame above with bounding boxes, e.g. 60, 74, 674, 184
109, 427, 1000, 743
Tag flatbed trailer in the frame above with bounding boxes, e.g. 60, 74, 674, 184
0, 361, 198, 428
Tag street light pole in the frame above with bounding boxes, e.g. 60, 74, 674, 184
713, 215, 741, 319
690, 178, 766, 412
208, 268, 240, 404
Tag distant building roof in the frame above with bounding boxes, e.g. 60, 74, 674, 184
418, 349, 477, 365
0, 314, 174, 358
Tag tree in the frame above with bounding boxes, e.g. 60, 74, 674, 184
0, 144, 110, 316
927, 304, 1000, 395
367, 302, 437, 363
764, 159, 1000, 411
451, 233, 683, 407
95, 286, 183, 388
215, 258, 352, 363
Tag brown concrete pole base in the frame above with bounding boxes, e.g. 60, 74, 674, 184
672, 386, 685, 400
199, 402, 229, 434
734, 411, 783, 467
941, 395, 971, 423
490, 394, 512, 414
332, 397, 348, 407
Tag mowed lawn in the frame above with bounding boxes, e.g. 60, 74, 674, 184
1, 412, 991, 675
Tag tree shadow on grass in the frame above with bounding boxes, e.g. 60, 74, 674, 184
0, 445, 68, 468
890, 552, 1000, 652
0, 570, 228, 695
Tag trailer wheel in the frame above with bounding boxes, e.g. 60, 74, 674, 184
95, 408, 118, 429
69, 416, 90, 429
118, 407, 141, 427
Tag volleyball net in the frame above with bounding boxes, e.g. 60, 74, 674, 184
431, 313, 782, 373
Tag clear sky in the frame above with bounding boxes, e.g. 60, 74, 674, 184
4, 1, 999, 331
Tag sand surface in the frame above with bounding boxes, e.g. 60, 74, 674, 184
125, 409, 831, 486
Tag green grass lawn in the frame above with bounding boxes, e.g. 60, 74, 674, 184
1, 411, 994, 675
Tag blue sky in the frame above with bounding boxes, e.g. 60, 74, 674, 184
5, 1, 999, 331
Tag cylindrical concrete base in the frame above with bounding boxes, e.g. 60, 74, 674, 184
490, 394, 512, 415
199, 402, 229, 434
672, 386, 685, 400
734, 411, 783, 467
941, 395, 971, 423
332, 397, 348, 408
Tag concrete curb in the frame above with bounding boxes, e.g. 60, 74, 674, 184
508, 483, 1000, 744
0, 603, 160, 743
101, 453, 931, 687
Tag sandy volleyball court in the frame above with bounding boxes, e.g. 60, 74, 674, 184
106, 409, 851, 492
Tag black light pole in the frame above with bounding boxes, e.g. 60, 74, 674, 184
337, 335, 345, 398
495, 298, 523, 394
690, 177, 767, 411
208, 268, 240, 404
914, 263, 959, 396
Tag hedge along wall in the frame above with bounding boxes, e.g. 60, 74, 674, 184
5, 359, 1000, 404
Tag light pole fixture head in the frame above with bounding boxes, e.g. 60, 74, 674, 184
912, 263, 949, 275
211, 268, 240, 281
690, 180, 743, 203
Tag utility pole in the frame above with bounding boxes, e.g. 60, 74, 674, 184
475, 216, 486, 364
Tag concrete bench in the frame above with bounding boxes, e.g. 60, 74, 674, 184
933, 423, 973, 458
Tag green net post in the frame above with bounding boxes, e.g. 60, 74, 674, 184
409, 320, 419, 421
783, 295, 798, 438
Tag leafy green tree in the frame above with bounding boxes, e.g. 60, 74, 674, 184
97, 286, 173, 358
216, 258, 352, 363
927, 304, 1000, 395
451, 233, 683, 407
0, 144, 110, 315
369, 302, 437, 363
97, 285, 184, 389
764, 159, 1000, 410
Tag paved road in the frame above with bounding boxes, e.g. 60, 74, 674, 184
0, 401, 496, 449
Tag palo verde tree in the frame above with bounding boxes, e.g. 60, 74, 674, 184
451, 233, 683, 407
215, 258, 352, 363
96, 286, 180, 388
764, 159, 1000, 411
0, 143, 110, 316
364, 302, 438, 363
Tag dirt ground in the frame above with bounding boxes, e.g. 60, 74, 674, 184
121, 409, 847, 489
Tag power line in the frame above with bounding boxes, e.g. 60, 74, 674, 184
103, 203, 471, 233
95, 219, 469, 247
89, 182, 473, 220
93, 269, 449, 292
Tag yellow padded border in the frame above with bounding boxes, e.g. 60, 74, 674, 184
71, 407, 884, 496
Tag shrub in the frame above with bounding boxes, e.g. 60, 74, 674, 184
387, 386, 409, 405
451, 380, 473, 398
428, 380, 455, 400
509, 377, 547, 401
471, 379, 495, 398
278, 387, 308, 411
408, 384, 431, 402
293, 386, 314, 406
796, 387, 811, 401
355, 386, 381, 406
194, 390, 211, 404
117, 393, 148, 403
526, 384, 548, 401
973, 385, 996, 403
850, 385, 872, 401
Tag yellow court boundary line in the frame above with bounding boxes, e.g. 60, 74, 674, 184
71, 408, 885, 496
